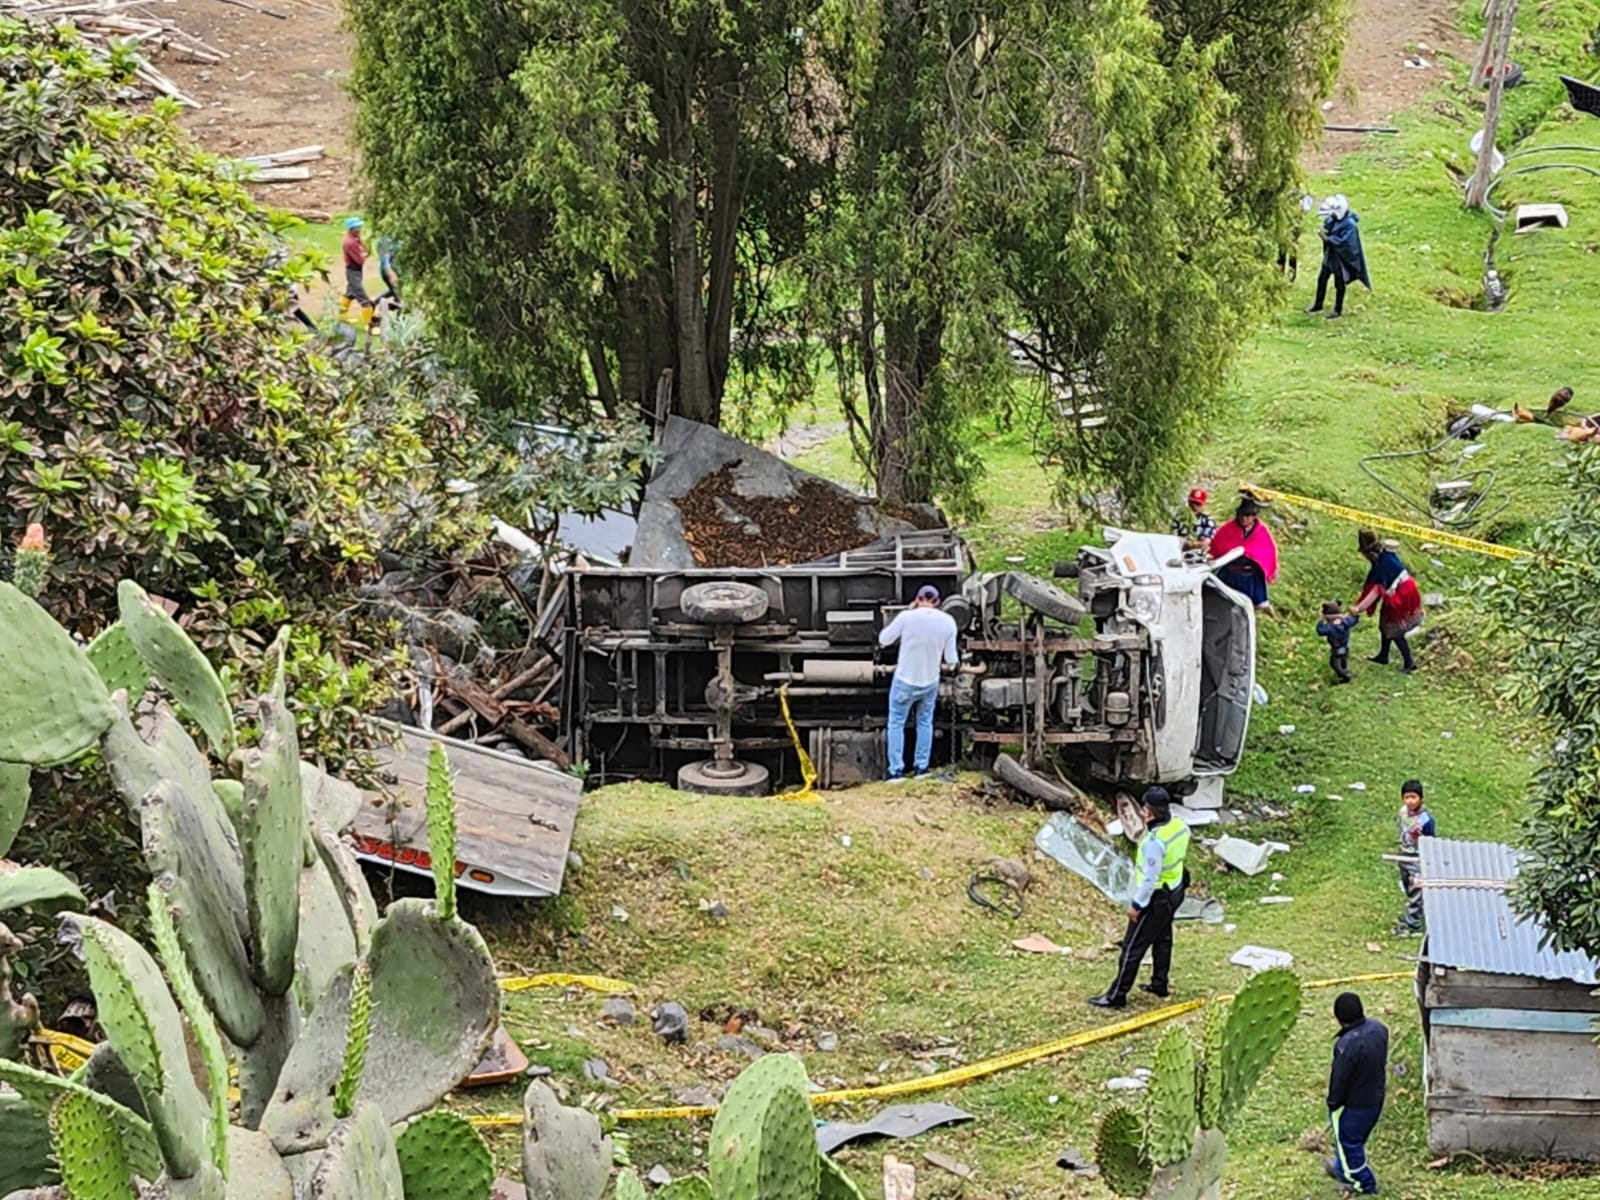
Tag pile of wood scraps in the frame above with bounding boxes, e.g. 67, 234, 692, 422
236, 143, 325, 183
3, 0, 222, 105
360, 546, 574, 773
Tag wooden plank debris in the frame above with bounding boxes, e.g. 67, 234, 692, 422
2, 0, 217, 106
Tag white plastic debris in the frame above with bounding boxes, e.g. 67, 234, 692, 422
1171, 805, 1219, 827
1327, 795, 1343, 803
1131, 1068, 1153, 1079
1348, 782, 1367, 792
1265, 842, 1291, 855
611, 905, 629, 922
1230, 945, 1295, 972
1048, 1094, 1060, 1105
1215, 836, 1272, 876
1270, 872, 1285, 883
1252, 683, 1269, 706
1278, 725, 1296, 735
1224, 923, 1238, 933
1294, 784, 1315, 794
1258, 896, 1295, 905
841, 835, 852, 848
1105, 1077, 1148, 1092
1106, 820, 1124, 838
1441, 731, 1453, 740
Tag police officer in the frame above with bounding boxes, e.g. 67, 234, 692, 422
1089, 787, 1190, 1009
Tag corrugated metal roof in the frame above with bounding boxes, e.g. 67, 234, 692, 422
1419, 836, 1600, 985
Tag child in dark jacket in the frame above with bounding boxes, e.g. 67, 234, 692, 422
1317, 601, 1359, 684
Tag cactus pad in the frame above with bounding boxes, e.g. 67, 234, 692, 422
657, 1179, 714, 1200
296, 843, 359, 1003
1147, 1128, 1227, 1200
1095, 1105, 1153, 1198
816, 1156, 865, 1200
240, 697, 306, 997
261, 899, 499, 1153
1145, 1024, 1199, 1167
80, 1044, 148, 1118
332, 960, 373, 1121
309, 1104, 406, 1200
613, 1170, 647, 1200
1217, 968, 1301, 1131
300, 762, 363, 834
49, 1089, 137, 1200
86, 623, 149, 704
1197, 997, 1228, 1130
226, 1126, 296, 1200
0, 581, 116, 765
0, 865, 85, 914
519, 1079, 612, 1200
141, 779, 264, 1048
0, 762, 28, 859
117, 580, 236, 758
74, 914, 210, 1179
394, 1110, 494, 1200
424, 743, 458, 921
0, 1058, 162, 1180
708, 1053, 818, 1200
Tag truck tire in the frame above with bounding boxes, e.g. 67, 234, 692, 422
1002, 572, 1088, 625
680, 581, 770, 625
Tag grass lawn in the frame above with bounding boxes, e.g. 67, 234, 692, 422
403, 7, 1600, 1197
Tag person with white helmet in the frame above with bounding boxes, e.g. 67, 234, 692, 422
1307, 195, 1371, 320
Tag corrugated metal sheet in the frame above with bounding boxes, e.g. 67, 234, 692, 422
1419, 836, 1600, 985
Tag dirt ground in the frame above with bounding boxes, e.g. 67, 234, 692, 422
138, 0, 1472, 214
1306, 0, 1474, 173
156, 0, 354, 216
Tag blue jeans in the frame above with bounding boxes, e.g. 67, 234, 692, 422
1329, 1105, 1381, 1194
886, 678, 940, 778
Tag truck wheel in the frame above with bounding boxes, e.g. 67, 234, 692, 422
1002, 571, 1088, 625
677, 759, 770, 796
680, 581, 770, 625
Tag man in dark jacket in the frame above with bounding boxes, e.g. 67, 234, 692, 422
1325, 992, 1388, 1194
1307, 195, 1372, 320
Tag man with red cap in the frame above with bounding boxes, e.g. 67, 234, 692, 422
1171, 487, 1217, 550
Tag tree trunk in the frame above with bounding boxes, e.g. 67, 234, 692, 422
704, 56, 744, 404
666, 97, 716, 424
1466, 0, 1517, 209
1470, 0, 1506, 88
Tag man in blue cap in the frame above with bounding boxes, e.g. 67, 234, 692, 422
342, 216, 373, 309
1089, 787, 1191, 1009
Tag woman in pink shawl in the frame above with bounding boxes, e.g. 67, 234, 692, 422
1209, 496, 1278, 610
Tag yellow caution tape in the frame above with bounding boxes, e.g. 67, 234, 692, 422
1241, 483, 1538, 563
777, 685, 820, 803
35, 1028, 96, 1074
468, 971, 1412, 1128
499, 973, 636, 995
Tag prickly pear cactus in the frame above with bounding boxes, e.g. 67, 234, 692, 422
0, 866, 85, 914
394, 1110, 494, 1200
1216, 968, 1301, 1131
658, 1180, 715, 1200
86, 622, 149, 703
1146, 1128, 1226, 1200
815, 1155, 863, 1200
0, 1089, 57, 1194
0, 581, 116, 765
49, 1089, 137, 1200
12, 523, 50, 599
73, 913, 211, 1179
117, 579, 236, 759
613, 1169, 648, 1200
309, 1103, 406, 1200
1095, 1105, 1154, 1198
332, 960, 373, 1121
520, 1079, 612, 1200
240, 696, 306, 998
1145, 1024, 1199, 1167
425, 743, 458, 922
0, 761, 29, 859
0, 1057, 163, 1180
707, 1053, 819, 1200
1196, 997, 1228, 1131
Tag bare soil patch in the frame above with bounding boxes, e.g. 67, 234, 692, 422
1305, 0, 1474, 173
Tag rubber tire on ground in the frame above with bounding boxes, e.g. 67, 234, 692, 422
1002, 571, 1089, 625
676, 759, 771, 796
679, 581, 770, 625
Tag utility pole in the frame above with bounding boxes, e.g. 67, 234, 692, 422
1467, 0, 1518, 209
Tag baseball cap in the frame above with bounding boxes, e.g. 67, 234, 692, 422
1187, 488, 1208, 506
916, 585, 940, 602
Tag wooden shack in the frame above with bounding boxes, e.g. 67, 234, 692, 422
1417, 836, 1600, 1161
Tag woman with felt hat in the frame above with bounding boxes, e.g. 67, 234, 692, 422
1350, 530, 1423, 673
1208, 496, 1278, 610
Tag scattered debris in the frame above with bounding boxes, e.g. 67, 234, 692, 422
1270, 872, 1286, 883
583, 1058, 612, 1082
1214, 836, 1272, 877
994, 754, 1095, 814
525, 1064, 553, 1078
815, 1103, 974, 1154
917, 867, 934, 882
463, 1025, 531, 1087
675, 1085, 717, 1107
1514, 202, 1570, 233
841, 835, 853, 849
646, 1166, 674, 1187
599, 997, 637, 1026
1230, 945, 1295, 972
651, 1002, 689, 1044
567, 851, 585, 871
1278, 724, 1296, 735
987, 857, 1031, 892
611, 904, 629, 922
698, 897, 730, 919
1366, 942, 1383, 954
815, 1031, 840, 1053
925, 1151, 976, 1180
1106, 1076, 1149, 1092
1171, 804, 1219, 827
1175, 895, 1226, 924
1259, 896, 1295, 905
1404, 55, 1431, 69
1348, 782, 1367, 791
1035, 813, 1136, 905
1294, 784, 1316, 794
1265, 841, 1292, 855
1012, 933, 1071, 955
882, 1155, 916, 1200
1299, 1128, 1330, 1154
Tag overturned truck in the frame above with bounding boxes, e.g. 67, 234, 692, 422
562, 525, 1256, 798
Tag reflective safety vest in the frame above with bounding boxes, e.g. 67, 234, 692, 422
1143, 818, 1191, 889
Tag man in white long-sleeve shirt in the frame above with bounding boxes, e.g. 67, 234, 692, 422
1089, 787, 1191, 1009
878, 585, 960, 781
